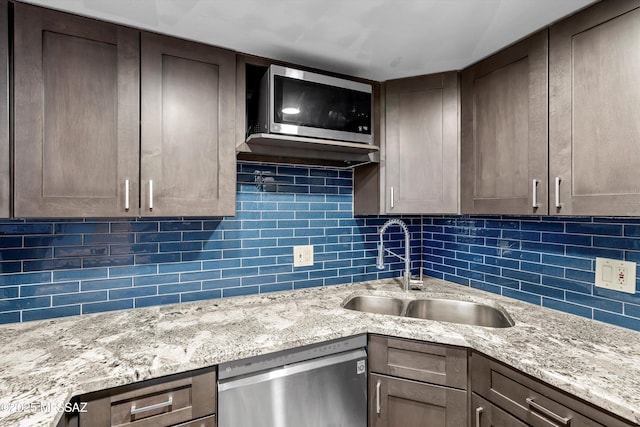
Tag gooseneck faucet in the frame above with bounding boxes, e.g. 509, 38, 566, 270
376, 218, 411, 292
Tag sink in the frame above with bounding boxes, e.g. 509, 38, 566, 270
405, 298, 514, 328
342, 295, 514, 328
342, 295, 404, 316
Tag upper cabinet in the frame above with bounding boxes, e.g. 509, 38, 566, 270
141, 33, 236, 217
13, 3, 140, 218
355, 72, 459, 215
0, 0, 8, 218
10, 0, 640, 219
12, 4, 236, 218
549, 0, 640, 216
463, 1, 640, 217
385, 73, 459, 214
461, 31, 548, 215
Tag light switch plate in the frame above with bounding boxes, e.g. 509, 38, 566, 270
595, 257, 637, 294
293, 245, 314, 267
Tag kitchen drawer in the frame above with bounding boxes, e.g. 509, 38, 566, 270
80, 369, 216, 427
368, 334, 468, 389
470, 352, 635, 427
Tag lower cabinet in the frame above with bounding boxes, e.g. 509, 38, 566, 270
72, 368, 216, 427
470, 352, 636, 427
55, 340, 638, 427
368, 335, 468, 427
370, 373, 467, 427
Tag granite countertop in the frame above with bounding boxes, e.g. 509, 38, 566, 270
1, 277, 639, 426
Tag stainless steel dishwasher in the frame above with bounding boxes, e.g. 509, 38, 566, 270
217, 335, 367, 427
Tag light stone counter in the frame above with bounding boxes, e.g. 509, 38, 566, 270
1, 278, 639, 426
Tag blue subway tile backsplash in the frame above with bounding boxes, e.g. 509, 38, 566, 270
2, 161, 640, 333
0, 161, 419, 325
422, 216, 640, 331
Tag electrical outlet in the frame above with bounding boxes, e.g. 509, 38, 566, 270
595, 257, 637, 294
293, 245, 314, 267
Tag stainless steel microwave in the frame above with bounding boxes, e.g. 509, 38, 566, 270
257, 65, 372, 144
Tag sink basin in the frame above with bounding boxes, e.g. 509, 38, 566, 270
405, 298, 514, 328
342, 294, 514, 328
342, 295, 404, 316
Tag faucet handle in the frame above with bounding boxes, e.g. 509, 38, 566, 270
409, 278, 424, 290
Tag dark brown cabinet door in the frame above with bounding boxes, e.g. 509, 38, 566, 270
141, 32, 236, 217
13, 3, 140, 218
549, 0, 640, 215
369, 373, 467, 427
0, 0, 8, 218
384, 72, 459, 214
461, 31, 548, 215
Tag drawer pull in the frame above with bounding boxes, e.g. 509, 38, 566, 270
526, 397, 571, 425
131, 396, 173, 416
376, 380, 381, 414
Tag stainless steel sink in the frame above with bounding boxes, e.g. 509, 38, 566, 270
342, 295, 404, 316
405, 298, 514, 328
342, 295, 514, 328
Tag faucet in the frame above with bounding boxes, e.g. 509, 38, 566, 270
376, 218, 412, 292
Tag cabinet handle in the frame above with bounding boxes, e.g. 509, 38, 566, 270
555, 176, 563, 209
376, 380, 381, 414
149, 180, 154, 210
532, 179, 540, 208
124, 179, 130, 211
475, 406, 483, 427
390, 187, 394, 209
526, 397, 571, 426
131, 396, 173, 416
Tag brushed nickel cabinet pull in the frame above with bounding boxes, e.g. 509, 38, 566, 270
555, 176, 563, 208
532, 179, 540, 208
376, 380, 381, 414
390, 187, 395, 209
124, 179, 130, 211
475, 406, 483, 427
526, 397, 571, 426
131, 396, 173, 416
149, 180, 154, 210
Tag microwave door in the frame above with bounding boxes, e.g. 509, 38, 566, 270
269, 66, 372, 144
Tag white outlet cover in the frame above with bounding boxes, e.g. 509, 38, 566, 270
595, 257, 637, 294
293, 245, 314, 267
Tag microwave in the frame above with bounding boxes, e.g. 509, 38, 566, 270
257, 65, 372, 144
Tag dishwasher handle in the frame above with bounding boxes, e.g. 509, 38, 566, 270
218, 348, 367, 392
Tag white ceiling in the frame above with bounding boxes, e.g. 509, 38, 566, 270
20, 0, 595, 81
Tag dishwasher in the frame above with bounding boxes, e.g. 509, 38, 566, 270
217, 335, 367, 427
